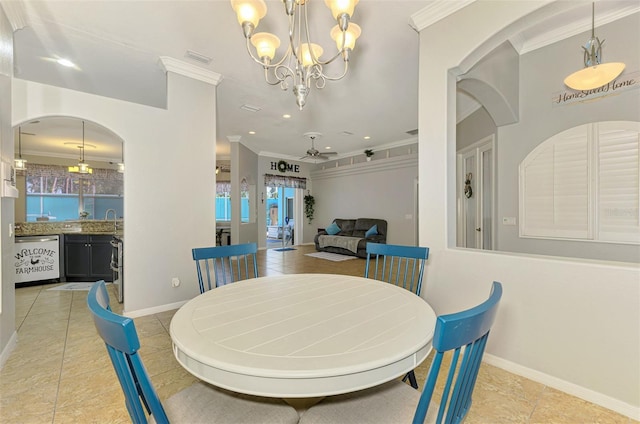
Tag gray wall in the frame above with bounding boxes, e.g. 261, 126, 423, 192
457, 107, 495, 151
459, 12, 640, 263
310, 154, 418, 246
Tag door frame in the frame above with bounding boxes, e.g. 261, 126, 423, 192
456, 135, 496, 249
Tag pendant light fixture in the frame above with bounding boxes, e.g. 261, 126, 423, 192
68, 121, 93, 174
230, 0, 361, 110
14, 127, 27, 171
117, 141, 124, 173
563, 2, 625, 91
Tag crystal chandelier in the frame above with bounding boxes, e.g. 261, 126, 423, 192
564, 2, 625, 91
230, 0, 361, 110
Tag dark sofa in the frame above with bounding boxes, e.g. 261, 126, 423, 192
314, 218, 387, 258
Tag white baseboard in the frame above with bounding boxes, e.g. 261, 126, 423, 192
124, 300, 188, 318
483, 354, 639, 420
0, 330, 17, 370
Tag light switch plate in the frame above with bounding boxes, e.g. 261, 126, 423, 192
502, 217, 517, 226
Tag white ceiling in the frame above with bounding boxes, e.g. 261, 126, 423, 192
4, 0, 638, 163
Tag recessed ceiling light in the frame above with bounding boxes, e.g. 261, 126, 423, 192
325, 146, 332, 150
364, 136, 371, 140
248, 131, 256, 135
282, 114, 291, 119
56, 58, 75, 68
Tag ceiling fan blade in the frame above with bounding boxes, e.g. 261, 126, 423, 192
323, 152, 338, 155
300, 155, 310, 160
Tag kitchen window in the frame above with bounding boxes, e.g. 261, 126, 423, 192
25, 164, 123, 221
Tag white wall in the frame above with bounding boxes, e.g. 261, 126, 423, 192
0, 5, 16, 367
311, 155, 418, 246
12, 71, 219, 314
417, 1, 640, 418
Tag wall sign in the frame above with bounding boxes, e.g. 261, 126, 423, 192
272, 160, 300, 173
552, 70, 639, 107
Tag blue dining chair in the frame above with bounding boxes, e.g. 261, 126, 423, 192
192, 243, 258, 293
87, 281, 299, 424
365, 242, 429, 296
300, 281, 503, 424
365, 242, 430, 388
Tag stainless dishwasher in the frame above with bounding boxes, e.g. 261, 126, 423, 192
110, 235, 124, 303
14, 235, 61, 284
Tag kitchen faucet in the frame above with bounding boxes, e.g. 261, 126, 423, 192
105, 209, 118, 233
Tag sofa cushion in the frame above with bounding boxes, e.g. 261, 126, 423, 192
365, 225, 378, 238
334, 219, 356, 236
325, 222, 341, 235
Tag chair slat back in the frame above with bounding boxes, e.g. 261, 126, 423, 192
413, 281, 503, 424
192, 243, 258, 293
87, 281, 169, 424
365, 243, 429, 295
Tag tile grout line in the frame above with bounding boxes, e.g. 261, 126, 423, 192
50, 289, 75, 424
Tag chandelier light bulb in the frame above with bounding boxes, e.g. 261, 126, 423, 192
330, 23, 361, 51
231, 0, 267, 29
298, 43, 323, 67
251, 32, 280, 62
324, 0, 358, 21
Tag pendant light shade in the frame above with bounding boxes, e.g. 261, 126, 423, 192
564, 3, 625, 91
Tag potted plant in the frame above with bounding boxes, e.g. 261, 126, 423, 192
364, 149, 374, 161
304, 192, 315, 224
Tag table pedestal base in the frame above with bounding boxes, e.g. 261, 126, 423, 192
283, 397, 325, 415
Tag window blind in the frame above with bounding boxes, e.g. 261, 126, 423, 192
520, 121, 639, 245
597, 122, 640, 243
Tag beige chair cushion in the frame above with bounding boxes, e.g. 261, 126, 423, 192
150, 382, 300, 424
300, 380, 439, 424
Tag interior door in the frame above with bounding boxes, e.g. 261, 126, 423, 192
457, 136, 495, 249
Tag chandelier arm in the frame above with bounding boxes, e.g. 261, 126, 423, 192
317, 61, 349, 82
244, 37, 292, 69
301, 2, 350, 67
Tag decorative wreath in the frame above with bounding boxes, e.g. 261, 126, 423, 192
277, 160, 288, 173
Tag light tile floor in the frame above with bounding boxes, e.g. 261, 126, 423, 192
1, 245, 635, 423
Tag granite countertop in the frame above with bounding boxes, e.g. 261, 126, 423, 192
15, 220, 123, 237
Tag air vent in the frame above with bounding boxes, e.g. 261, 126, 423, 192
185, 50, 212, 64
406, 129, 418, 136
240, 104, 261, 113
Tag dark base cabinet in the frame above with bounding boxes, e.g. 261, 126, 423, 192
64, 235, 113, 282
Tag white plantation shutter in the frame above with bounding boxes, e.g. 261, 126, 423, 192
597, 122, 640, 243
520, 121, 640, 244
520, 125, 591, 239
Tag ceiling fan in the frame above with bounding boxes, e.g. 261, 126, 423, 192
300, 132, 338, 161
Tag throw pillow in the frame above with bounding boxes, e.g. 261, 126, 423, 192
325, 222, 341, 235
365, 224, 378, 238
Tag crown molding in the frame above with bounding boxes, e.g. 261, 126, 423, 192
311, 154, 418, 181
158, 56, 223, 86
409, 0, 476, 32
1, 0, 28, 31
517, 3, 640, 54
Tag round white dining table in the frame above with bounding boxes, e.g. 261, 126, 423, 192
170, 273, 436, 398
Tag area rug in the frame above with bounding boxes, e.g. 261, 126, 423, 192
273, 247, 296, 252
47, 282, 98, 291
305, 252, 357, 262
